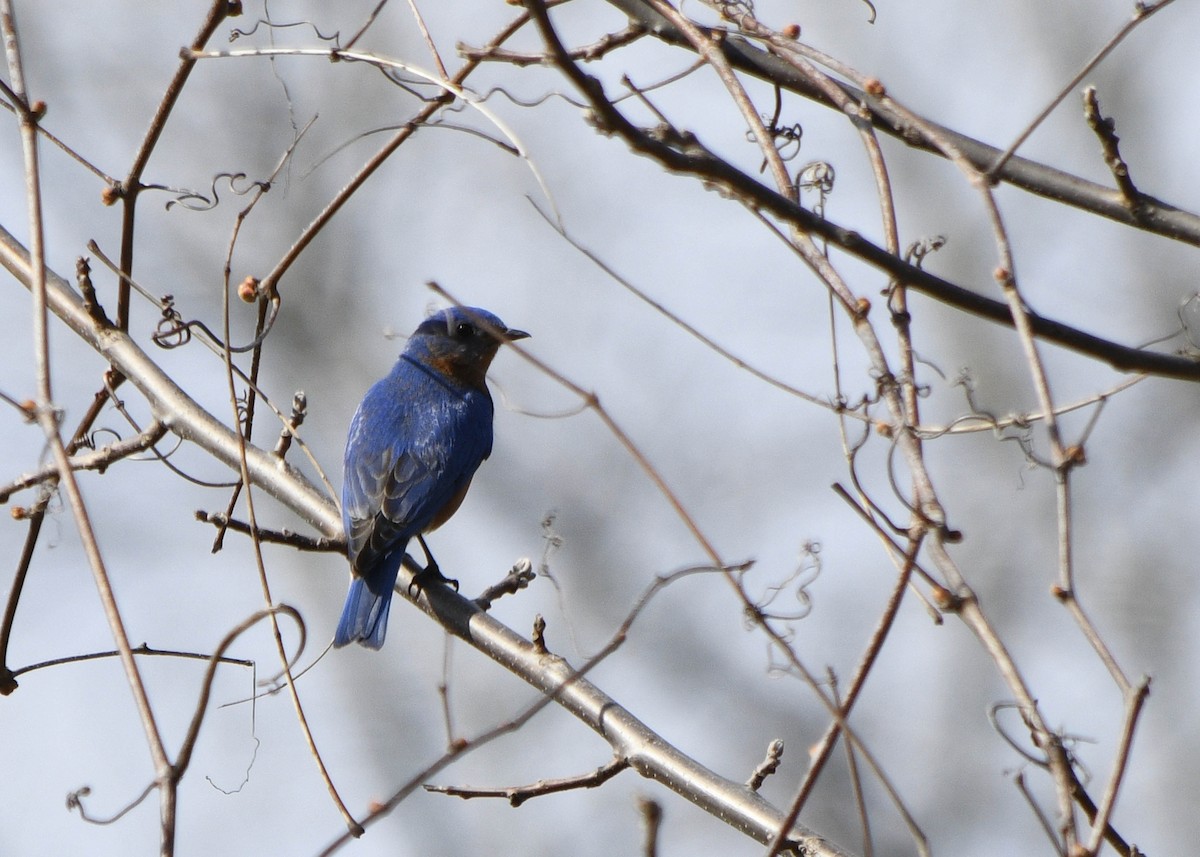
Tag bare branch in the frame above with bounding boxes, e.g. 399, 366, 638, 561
473, 558, 537, 610
604, 0, 1200, 246
425, 756, 629, 807
746, 739, 784, 792
0, 420, 167, 501
1083, 86, 1143, 213
986, 0, 1175, 178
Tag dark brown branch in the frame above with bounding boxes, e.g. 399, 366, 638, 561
528, 1, 1200, 381
602, 0, 1200, 247
13, 642, 254, 680
194, 510, 342, 552
116, 0, 236, 328
0, 492, 51, 695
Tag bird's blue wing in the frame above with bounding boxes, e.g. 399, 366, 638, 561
342, 366, 494, 582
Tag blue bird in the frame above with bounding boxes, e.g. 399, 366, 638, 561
334, 306, 529, 649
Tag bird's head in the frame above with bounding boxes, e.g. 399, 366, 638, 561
407, 306, 529, 388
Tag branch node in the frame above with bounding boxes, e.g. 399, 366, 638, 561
532, 613, 548, 653
77, 257, 112, 327
273, 391, 307, 459
746, 738, 785, 791
930, 584, 963, 613
474, 558, 536, 610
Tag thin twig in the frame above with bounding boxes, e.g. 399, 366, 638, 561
425, 756, 629, 806
746, 739, 784, 792
405, 0, 448, 80
604, 0, 1200, 247
639, 797, 663, 857
0, 421, 167, 501
116, 0, 233, 329
13, 643, 254, 679
530, 200, 842, 412
0, 490, 51, 695
1082, 86, 1142, 212
1083, 678, 1151, 855
194, 511, 343, 552
986, 0, 1175, 178
217, 185, 361, 835
830, 673, 872, 857
766, 534, 923, 856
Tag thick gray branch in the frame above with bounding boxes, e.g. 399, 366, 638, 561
0, 225, 337, 535
0, 223, 852, 857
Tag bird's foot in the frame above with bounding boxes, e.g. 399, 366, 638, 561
408, 563, 460, 598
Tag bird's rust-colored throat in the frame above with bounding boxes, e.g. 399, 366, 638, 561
426, 352, 494, 390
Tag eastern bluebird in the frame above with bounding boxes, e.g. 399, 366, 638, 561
334, 306, 529, 649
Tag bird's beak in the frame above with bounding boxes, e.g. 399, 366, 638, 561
504, 327, 531, 342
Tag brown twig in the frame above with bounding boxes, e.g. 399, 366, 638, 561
459, 21, 647, 66
1083, 86, 1142, 214
194, 511, 343, 552
0, 421, 167, 501
115, 0, 234, 329
831, 672, 873, 857
425, 756, 629, 807
0, 490, 51, 695
1082, 678, 1151, 855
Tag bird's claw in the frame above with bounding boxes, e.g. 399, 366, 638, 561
408, 564, 460, 598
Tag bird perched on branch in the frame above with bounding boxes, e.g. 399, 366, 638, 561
334, 306, 529, 649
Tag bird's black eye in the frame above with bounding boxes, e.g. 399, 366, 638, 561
454, 321, 475, 339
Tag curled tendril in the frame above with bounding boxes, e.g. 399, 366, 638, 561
163, 173, 271, 212
797, 161, 835, 214
747, 119, 804, 162
151, 293, 282, 355
443, 85, 589, 112
989, 702, 1093, 781
904, 235, 948, 267
228, 18, 342, 46
377, 66, 446, 101
152, 296, 192, 348
76, 427, 123, 454
1177, 292, 1200, 353
798, 161, 835, 195
946, 370, 1046, 468
235, 391, 253, 428
748, 540, 821, 626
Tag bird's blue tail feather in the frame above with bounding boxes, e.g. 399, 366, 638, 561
334, 574, 395, 650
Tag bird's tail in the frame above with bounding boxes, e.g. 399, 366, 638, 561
333, 575, 393, 649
